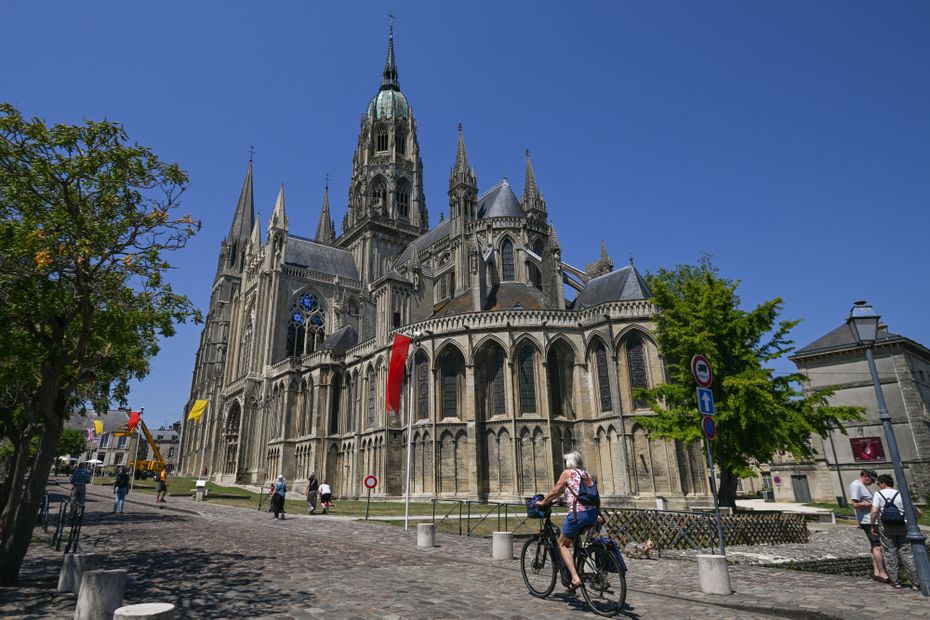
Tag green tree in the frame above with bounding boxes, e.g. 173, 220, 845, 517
0, 104, 199, 584
636, 257, 860, 508
58, 428, 87, 459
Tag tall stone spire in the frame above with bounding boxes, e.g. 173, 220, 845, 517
381, 25, 399, 90
227, 160, 255, 245
522, 149, 546, 217
314, 180, 336, 246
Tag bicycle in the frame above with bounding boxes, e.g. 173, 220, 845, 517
520, 504, 627, 617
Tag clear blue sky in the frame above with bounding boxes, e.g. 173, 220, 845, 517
4, 1, 929, 428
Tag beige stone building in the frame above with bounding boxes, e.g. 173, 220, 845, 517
180, 30, 711, 507
765, 324, 930, 504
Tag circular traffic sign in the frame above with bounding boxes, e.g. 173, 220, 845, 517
701, 415, 716, 440
691, 355, 714, 388
364, 475, 378, 490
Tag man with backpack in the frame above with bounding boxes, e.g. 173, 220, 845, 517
849, 468, 888, 583
870, 474, 922, 589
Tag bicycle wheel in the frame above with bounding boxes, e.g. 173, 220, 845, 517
577, 545, 626, 616
521, 535, 557, 597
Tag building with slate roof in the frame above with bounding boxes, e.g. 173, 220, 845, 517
179, 30, 710, 506
759, 324, 930, 504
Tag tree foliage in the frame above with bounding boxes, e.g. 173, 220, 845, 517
58, 429, 87, 459
635, 257, 861, 507
0, 103, 200, 584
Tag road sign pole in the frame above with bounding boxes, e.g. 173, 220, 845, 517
704, 435, 726, 557
366, 488, 372, 521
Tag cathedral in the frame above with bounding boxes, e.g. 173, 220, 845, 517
180, 30, 710, 507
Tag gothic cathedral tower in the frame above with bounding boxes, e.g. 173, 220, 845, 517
337, 28, 428, 286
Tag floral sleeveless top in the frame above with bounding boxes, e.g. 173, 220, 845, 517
565, 468, 592, 513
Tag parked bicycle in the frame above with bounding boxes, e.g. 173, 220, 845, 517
520, 503, 627, 616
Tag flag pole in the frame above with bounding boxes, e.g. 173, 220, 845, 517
198, 400, 210, 480
403, 337, 418, 532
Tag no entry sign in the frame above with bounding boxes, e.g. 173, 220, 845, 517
364, 475, 378, 490
691, 355, 713, 388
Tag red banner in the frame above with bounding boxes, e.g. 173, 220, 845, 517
850, 437, 885, 462
127, 410, 141, 433
385, 334, 411, 416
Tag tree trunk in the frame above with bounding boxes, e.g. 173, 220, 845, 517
0, 381, 65, 586
717, 468, 740, 509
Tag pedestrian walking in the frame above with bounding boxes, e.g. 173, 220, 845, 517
70, 463, 92, 505
306, 473, 319, 514
271, 475, 288, 520
319, 480, 333, 514
849, 468, 888, 583
870, 474, 922, 589
155, 466, 169, 503
113, 467, 130, 514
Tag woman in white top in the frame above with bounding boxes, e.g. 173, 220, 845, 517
870, 474, 922, 589
535, 451, 599, 592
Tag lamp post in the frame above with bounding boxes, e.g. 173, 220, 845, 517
847, 301, 930, 596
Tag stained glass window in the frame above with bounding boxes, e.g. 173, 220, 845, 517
517, 345, 536, 413
501, 239, 515, 281
595, 344, 612, 412
367, 368, 376, 428
417, 357, 429, 420
287, 291, 325, 358
627, 335, 648, 408
490, 349, 505, 416
441, 356, 459, 418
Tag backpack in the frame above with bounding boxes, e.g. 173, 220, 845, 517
569, 469, 601, 513
880, 491, 905, 525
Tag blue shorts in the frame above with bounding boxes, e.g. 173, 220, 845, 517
561, 509, 598, 539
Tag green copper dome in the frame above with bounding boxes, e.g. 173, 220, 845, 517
368, 89, 409, 120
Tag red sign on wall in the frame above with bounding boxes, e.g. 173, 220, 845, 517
850, 437, 885, 462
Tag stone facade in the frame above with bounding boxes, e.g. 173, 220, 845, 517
179, 30, 711, 507
766, 324, 930, 503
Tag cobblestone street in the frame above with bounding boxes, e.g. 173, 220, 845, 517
2, 481, 927, 619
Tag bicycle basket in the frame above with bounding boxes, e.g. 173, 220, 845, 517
526, 494, 547, 518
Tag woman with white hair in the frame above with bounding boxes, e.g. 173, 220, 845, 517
271, 474, 287, 520
535, 451, 599, 592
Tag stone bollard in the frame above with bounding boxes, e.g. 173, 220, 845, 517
74, 569, 127, 620
114, 603, 177, 619
492, 531, 514, 560
696, 554, 732, 595
57, 552, 103, 595
417, 523, 435, 548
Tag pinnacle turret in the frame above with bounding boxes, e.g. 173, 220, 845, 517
268, 184, 288, 232
381, 26, 399, 91
449, 124, 476, 191
522, 149, 546, 216
315, 182, 336, 245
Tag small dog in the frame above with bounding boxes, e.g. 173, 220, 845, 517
625, 539, 656, 559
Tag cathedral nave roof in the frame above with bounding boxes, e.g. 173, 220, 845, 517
284, 235, 359, 281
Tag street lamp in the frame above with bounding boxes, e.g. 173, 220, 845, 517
847, 301, 930, 596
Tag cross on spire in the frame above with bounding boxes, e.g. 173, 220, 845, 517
248, 145, 255, 162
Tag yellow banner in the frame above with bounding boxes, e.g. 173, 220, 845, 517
93, 420, 103, 435
187, 399, 208, 421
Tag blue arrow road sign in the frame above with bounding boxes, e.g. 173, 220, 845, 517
697, 387, 715, 416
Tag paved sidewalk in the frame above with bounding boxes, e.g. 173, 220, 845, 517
3, 482, 928, 619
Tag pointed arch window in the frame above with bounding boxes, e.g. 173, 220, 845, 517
490, 348, 505, 416
371, 180, 386, 208
396, 181, 410, 218
367, 367, 376, 428
501, 239, 515, 281
396, 130, 406, 156
516, 344, 537, 414
329, 374, 341, 435
627, 334, 648, 408
377, 127, 388, 152
287, 292, 326, 358
595, 343, 612, 412
417, 355, 429, 420
440, 351, 463, 419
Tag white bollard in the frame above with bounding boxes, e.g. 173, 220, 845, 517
114, 603, 177, 619
74, 569, 127, 620
492, 531, 514, 560
57, 552, 103, 595
696, 554, 732, 595
656, 496, 669, 511
417, 523, 435, 548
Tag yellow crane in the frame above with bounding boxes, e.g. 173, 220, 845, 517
115, 411, 166, 473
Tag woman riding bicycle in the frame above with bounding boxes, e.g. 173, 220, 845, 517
536, 450, 599, 592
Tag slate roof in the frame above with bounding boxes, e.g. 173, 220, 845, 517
394, 218, 452, 266
573, 265, 652, 309
792, 324, 903, 358
432, 283, 550, 317
323, 325, 358, 352
477, 180, 525, 219
285, 235, 359, 280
